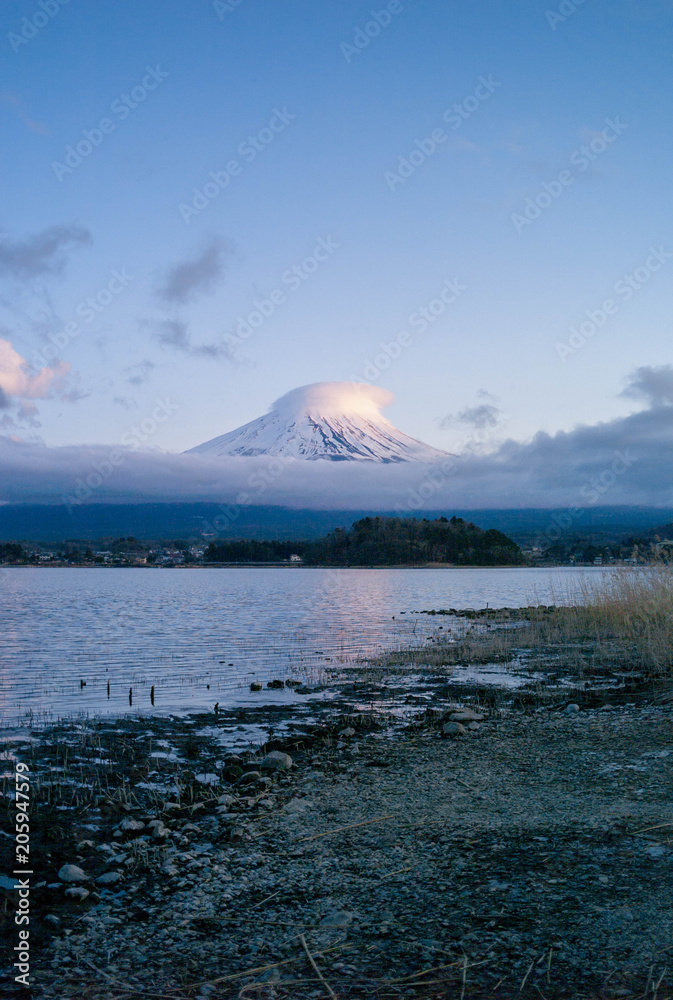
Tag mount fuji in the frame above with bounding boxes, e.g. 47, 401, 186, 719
186, 382, 451, 463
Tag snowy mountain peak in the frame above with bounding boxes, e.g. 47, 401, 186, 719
186, 382, 450, 463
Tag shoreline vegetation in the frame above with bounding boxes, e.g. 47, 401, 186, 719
2, 568, 672, 997
2, 513, 672, 569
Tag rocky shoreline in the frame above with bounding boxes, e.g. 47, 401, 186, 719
2, 620, 673, 999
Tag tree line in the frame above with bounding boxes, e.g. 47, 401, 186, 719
204, 516, 524, 566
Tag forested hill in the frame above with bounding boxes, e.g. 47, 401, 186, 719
302, 516, 523, 566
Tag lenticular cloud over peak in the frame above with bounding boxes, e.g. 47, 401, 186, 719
273, 382, 394, 418
187, 381, 450, 463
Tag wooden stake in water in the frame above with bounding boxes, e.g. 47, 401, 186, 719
129, 687, 132, 707
107, 681, 110, 699
150, 685, 155, 706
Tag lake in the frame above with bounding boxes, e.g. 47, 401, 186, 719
0, 566, 609, 722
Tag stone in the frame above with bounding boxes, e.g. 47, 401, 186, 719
58, 864, 87, 883
44, 914, 60, 925
321, 910, 354, 928
284, 798, 311, 813
339, 727, 356, 738
261, 751, 293, 772
118, 818, 145, 833
151, 822, 169, 840
217, 794, 236, 807
250, 682, 263, 692
442, 722, 467, 737
267, 679, 285, 689
236, 771, 262, 786
96, 871, 122, 885
449, 709, 485, 723
566, 703, 580, 714
65, 887, 90, 901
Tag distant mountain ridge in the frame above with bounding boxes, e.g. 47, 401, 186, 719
2, 502, 672, 544
186, 382, 451, 463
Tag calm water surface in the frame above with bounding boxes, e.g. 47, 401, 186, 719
0, 566, 608, 721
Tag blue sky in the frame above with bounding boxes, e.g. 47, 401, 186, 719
2, 0, 672, 458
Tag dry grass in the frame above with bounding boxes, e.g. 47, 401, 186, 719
369, 564, 673, 694
554, 563, 673, 680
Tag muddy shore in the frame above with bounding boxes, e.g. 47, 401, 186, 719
2, 616, 672, 999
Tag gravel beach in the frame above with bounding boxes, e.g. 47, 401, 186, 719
3, 694, 672, 1000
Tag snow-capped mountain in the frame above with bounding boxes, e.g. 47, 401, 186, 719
186, 382, 450, 463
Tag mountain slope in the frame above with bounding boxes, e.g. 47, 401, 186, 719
186, 382, 450, 463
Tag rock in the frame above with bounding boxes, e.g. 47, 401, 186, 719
250, 682, 263, 692
217, 794, 236, 807
58, 864, 88, 883
321, 910, 354, 928
442, 722, 467, 737
284, 797, 311, 814
267, 679, 284, 689
96, 871, 122, 885
566, 703, 580, 714
467, 722, 480, 731
0, 875, 17, 892
236, 770, 262, 787
118, 818, 145, 833
149, 822, 169, 840
339, 727, 356, 738
449, 709, 485, 723
285, 679, 301, 688
261, 751, 293, 772
229, 826, 247, 843
44, 914, 60, 925
65, 887, 90, 901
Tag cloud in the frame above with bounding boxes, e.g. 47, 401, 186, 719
439, 403, 502, 431
0, 225, 92, 280
0, 386, 9, 410
1, 369, 671, 510
157, 237, 234, 305
621, 364, 673, 408
124, 359, 156, 387
153, 319, 237, 361
438, 391, 504, 431
0, 337, 69, 400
